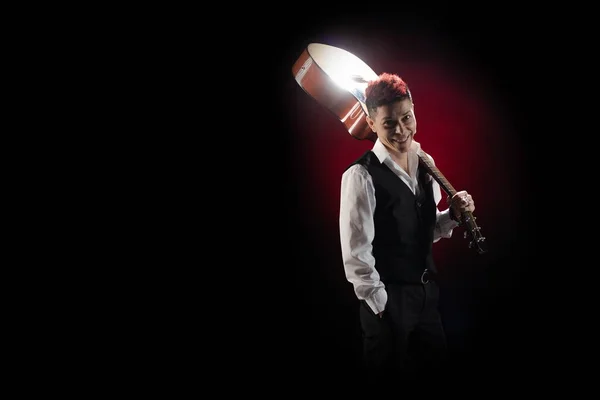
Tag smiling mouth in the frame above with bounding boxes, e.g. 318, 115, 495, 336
393, 136, 409, 143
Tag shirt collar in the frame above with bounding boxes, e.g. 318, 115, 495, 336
372, 138, 422, 163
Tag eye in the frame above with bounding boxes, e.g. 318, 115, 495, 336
402, 115, 411, 122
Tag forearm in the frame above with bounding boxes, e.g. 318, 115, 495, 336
433, 208, 460, 242
341, 242, 387, 314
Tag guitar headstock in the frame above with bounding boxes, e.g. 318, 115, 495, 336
461, 211, 487, 254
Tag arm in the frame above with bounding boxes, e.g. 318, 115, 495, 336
339, 165, 387, 315
433, 180, 460, 242
426, 154, 476, 242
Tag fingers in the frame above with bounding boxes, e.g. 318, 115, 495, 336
460, 193, 473, 207
452, 191, 475, 212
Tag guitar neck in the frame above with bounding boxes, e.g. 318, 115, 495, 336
417, 151, 456, 197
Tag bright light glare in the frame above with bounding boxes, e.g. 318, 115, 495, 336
308, 43, 379, 105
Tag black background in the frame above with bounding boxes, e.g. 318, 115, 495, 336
133, 5, 595, 394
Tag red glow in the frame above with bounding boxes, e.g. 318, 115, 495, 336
287, 39, 524, 270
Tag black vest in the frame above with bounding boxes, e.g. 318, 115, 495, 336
349, 150, 438, 284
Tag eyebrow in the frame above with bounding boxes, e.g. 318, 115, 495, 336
382, 111, 411, 120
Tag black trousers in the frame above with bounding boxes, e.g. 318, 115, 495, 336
359, 281, 447, 385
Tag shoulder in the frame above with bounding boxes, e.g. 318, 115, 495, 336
412, 141, 435, 166
417, 148, 436, 165
416, 150, 436, 183
344, 162, 367, 173
344, 150, 377, 172
341, 163, 372, 189
343, 163, 369, 179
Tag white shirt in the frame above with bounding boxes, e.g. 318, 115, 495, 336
339, 139, 459, 314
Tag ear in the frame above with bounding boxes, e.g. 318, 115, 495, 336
366, 116, 376, 132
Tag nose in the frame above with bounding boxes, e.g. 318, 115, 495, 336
395, 121, 405, 134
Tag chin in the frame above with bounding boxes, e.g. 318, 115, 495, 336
398, 139, 412, 151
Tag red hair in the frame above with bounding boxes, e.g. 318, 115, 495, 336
364, 73, 412, 116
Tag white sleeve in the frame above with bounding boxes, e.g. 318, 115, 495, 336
339, 164, 387, 314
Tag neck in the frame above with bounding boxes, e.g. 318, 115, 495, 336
385, 143, 408, 157
390, 152, 409, 173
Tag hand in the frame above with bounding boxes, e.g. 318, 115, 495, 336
448, 190, 475, 221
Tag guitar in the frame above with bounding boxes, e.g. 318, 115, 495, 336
292, 42, 487, 254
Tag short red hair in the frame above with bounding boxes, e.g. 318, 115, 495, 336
364, 73, 412, 116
